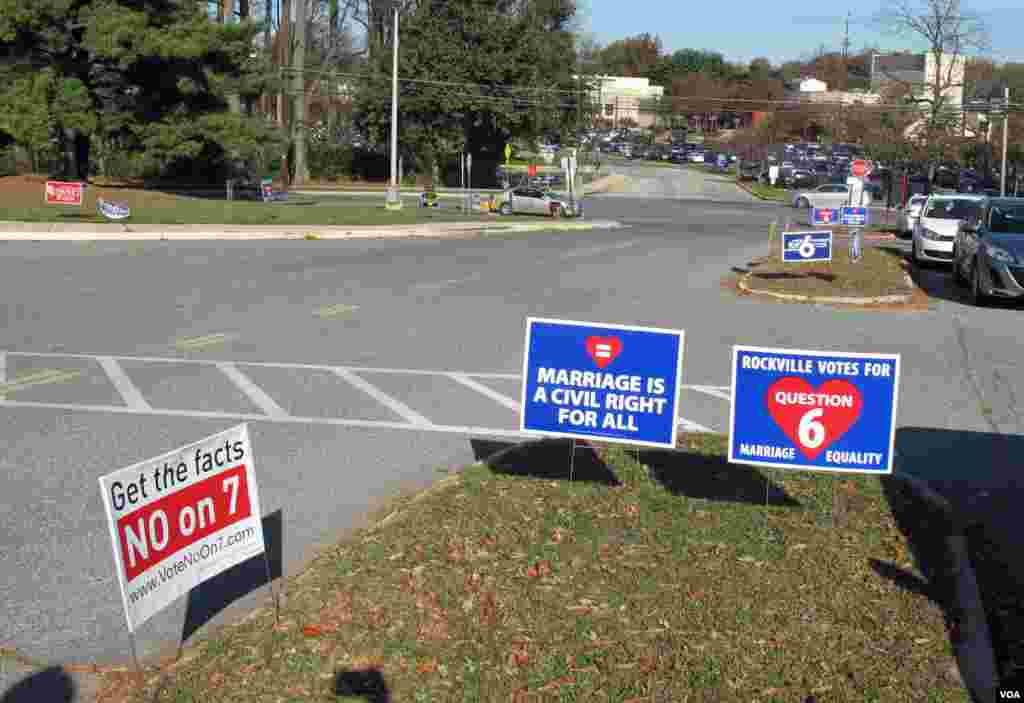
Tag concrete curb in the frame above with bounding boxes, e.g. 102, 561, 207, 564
888, 469, 1000, 703
0, 220, 625, 241
737, 271, 914, 305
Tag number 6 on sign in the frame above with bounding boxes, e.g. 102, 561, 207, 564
799, 235, 816, 259
797, 408, 826, 449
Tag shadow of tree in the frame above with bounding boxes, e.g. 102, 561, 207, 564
0, 666, 75, 703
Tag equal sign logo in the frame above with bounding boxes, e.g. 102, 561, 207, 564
585, 336, 623, 369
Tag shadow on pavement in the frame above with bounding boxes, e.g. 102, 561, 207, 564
180, 509, 283, 644
334, 668, 390, 702
470, 438, 619, 485
637, 448, 801, 508
0, 666, 75, 703
892, 428, 1024, 693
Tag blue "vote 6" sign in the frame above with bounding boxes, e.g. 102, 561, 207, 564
782, 230, 832, 263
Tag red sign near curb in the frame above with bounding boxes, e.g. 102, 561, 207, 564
45, 181, 84, 206
851, 160, 870, 178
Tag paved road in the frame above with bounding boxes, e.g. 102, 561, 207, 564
601, 159, 758, 201
2, 170, 1022, 696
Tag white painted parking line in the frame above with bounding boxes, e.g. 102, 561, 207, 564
449, 373, 521, 412
97, 356, 151, 410
689, 385, 731, 401
0, 398, 724, 438
333, 368, 434, 427
677, 417, 714, 433
412, 272, 483, 291
217, 362, 288, 419
5, 351, 521, 380
0, 398, 521, 437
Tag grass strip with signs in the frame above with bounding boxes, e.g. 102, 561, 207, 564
99, 434, 965, 703
740, 239, 912, 300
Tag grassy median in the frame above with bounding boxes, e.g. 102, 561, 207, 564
97, 434, 966, 703
739, 236, 912, 300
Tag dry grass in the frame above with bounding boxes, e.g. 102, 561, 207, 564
96, 435, 966, 703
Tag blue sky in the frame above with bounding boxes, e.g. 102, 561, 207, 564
581, 0, 1024, 66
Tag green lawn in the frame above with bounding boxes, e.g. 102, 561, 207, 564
1, 198, 494, 226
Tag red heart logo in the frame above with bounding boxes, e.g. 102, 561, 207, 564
765, 377, 863, 461
585, 336, 622, 369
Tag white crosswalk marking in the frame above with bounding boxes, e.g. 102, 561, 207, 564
449, 373, 521, 412
97, 356, 151, 410
217, 362, 288, 419
0, 351, 730, 436
332, 368, 433, 427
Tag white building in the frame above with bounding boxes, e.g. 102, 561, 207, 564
582, 76, 665, 128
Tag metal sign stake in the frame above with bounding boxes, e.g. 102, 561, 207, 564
262, 550, 280, 624
568, 439, 577, 482
129, 631, 143, 674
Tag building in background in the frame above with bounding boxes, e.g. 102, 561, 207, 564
586, 76, 665, 128
871, 52, 965, 108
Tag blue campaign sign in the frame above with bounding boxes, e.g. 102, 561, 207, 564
812, 207, 838, 226
841, 206, 869, 226
728, 346, 900, 474
782, 230, 832, 263
520, 318, 684, 448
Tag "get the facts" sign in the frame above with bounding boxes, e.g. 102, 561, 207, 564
98, 424, 266, 632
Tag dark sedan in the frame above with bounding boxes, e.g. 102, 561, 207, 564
783, 168, 817, 189
953, 197, 1024, 305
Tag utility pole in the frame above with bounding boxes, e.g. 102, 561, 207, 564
1001, 85, 1010, 196
291, 0, 309, 184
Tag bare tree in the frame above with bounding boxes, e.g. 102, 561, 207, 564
878, 0, 989, 147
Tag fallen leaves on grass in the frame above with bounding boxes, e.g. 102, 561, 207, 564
551, 527, 569, 543
447, 543, 466, 561
415, 657, 438, 674
539, 675, 576, 691
506, 641, 529, 668
328, 592, 354, 623
465, 571, 482, 592
417, 616, 450, 641
302, 624, 324, 637
366, 606, 387, 628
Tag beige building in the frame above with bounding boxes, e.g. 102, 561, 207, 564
583, 76, 665, 128
871, 52, 966, 108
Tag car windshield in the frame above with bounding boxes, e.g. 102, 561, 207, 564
923, 199, 981, 220
990, 206, 1024, 234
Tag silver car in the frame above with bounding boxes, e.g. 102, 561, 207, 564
912, 194, 986, 265
953, 197, 1024, 305
896, 194, 927, 238
792, 183, 872, 209
499, 187, 573, 217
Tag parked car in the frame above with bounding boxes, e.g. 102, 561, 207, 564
896, 194, 928, 238
911, 193, 986, 265
499, 187, 574, 217
791, 183, 871, 209
953, 197, 1024, 304
783, 168, 817, 190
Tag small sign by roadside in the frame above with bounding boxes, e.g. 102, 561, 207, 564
782, 230, 832, 263
45, 181, 84, 206
812, 207, 838, 226
728, 346, 900, 474
98, 424, 266, 632
520, 318, 685, 449
97, 198, 131, 220
840, 207, 868, 227
849, 229, 863, 263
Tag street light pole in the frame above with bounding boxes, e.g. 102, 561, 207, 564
387, 2, 401, 208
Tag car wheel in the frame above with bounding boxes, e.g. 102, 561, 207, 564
796, 197, 809, 209
499, 202, 513, 216
970, 259, 988, 306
